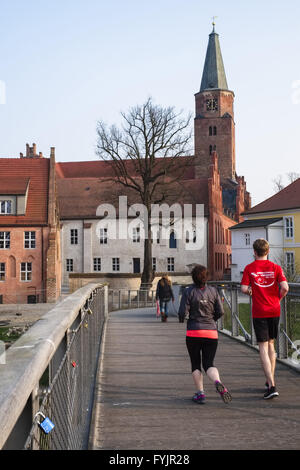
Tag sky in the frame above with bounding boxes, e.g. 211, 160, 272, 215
0, 0, 299, 207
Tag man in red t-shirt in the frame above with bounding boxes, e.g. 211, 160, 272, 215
241, 238, 289, 399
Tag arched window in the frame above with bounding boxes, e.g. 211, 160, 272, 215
9, 255, 16, 278
209, 126, 213, 136
169, 231, 177, 249
213, 126, 217, 135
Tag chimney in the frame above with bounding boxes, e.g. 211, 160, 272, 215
23, 143, 43, 158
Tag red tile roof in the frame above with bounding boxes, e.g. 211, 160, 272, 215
0, 177, 29, 195
56, 156, 205, 219
56, 156, 196, 180
0, 158, 49, 225
244, 178, 300, 214
57, 176, 209, 219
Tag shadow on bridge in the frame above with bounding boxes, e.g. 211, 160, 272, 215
90, 307, 300, 451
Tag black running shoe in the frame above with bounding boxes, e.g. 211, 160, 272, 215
192, 392, 206, 405
263, 386, 279, 399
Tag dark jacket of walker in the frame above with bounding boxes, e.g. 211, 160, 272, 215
178, 284, 224, 331
156, 279, 174, 302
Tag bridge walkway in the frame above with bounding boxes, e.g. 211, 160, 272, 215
90, 307, 300, 451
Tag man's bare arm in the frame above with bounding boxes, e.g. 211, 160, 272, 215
241, 285, 252, 296
279, 281, 289, 300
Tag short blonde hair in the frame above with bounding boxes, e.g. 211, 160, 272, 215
253, 238, 269, 257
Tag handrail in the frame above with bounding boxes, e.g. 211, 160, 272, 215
0, 282, 107, 450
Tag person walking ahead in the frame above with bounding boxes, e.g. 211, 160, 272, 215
178, 265, 232, 405
155, 274, 174, 322
241, 238, 289, 399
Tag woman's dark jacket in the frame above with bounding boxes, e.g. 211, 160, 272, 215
178, 284, 224, 330
156, 279, 174, 302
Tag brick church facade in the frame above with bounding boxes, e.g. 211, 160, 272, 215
192, 24, 251, 278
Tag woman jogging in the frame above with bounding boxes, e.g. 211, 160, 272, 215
178, 265, 232, 404
155, 274, 174, 322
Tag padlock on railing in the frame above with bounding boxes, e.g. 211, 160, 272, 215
35, 412, 55, 435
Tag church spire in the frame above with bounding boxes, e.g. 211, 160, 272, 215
200, 24, 228, 92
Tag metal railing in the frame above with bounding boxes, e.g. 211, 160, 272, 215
0, 283, 108, 450
108, 288, 157, 311
209, 281, 300, 362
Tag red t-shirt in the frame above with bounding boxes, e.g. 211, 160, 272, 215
241, 260, 287, 318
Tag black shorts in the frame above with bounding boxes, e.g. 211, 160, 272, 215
186, 336, 218, 373
252, 317, 280, 343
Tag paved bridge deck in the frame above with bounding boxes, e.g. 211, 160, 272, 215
90, 308, 300, 451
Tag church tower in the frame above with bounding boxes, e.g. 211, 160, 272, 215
194, 23, 236, 183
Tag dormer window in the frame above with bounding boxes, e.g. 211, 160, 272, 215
0, 200, 12, 214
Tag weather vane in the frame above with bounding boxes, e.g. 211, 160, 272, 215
212, 16, 218, 31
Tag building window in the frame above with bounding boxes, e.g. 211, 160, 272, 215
66, 259, 73, 272
185, 229, 196, 244
167, 257, 175, 272
156, 229, 161, 244
100, 228, 108, 244
24, 231, 36, 249
133, 227, 140, 243
21, 262, 32, 281
152, 257, 156, 272
112, 257, 120, 272
285, 252, 295, 275
0, 200, 12, 214
0, 263, 5, 281
213, 126, 217, 136
0, 231, 10, 249
245, 233, 250, 246
93, 258, 101, 272
210, 145, 217, 155
285, 217, 294, 239
209, 126, 213, 136
169, 231, 177, 249
70, 229, 78, 245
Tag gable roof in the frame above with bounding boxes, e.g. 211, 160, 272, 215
57, 176, 210, 220
230, 217, 282, 230
0, 158, 49, 225
244, 178, 300, 215
56, 156, 196, 180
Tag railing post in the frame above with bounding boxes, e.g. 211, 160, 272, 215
231, 285, 239, 337
249, 296, 256, 346
118, 290, 121, 310
277, 296, 288, 359
104, 285, 108, 319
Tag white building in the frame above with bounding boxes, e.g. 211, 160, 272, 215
230, 217, 283, 282
60, 217, 208, 287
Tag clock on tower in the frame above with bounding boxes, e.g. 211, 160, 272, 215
206, 98, 218, 111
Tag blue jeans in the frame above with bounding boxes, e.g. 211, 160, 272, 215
160, 300, 169, 317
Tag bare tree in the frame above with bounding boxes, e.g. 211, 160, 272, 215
272, 172, 300, 193
287, 172, 300, 184
272, 175, 285, 193
96, 97, 192, 289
